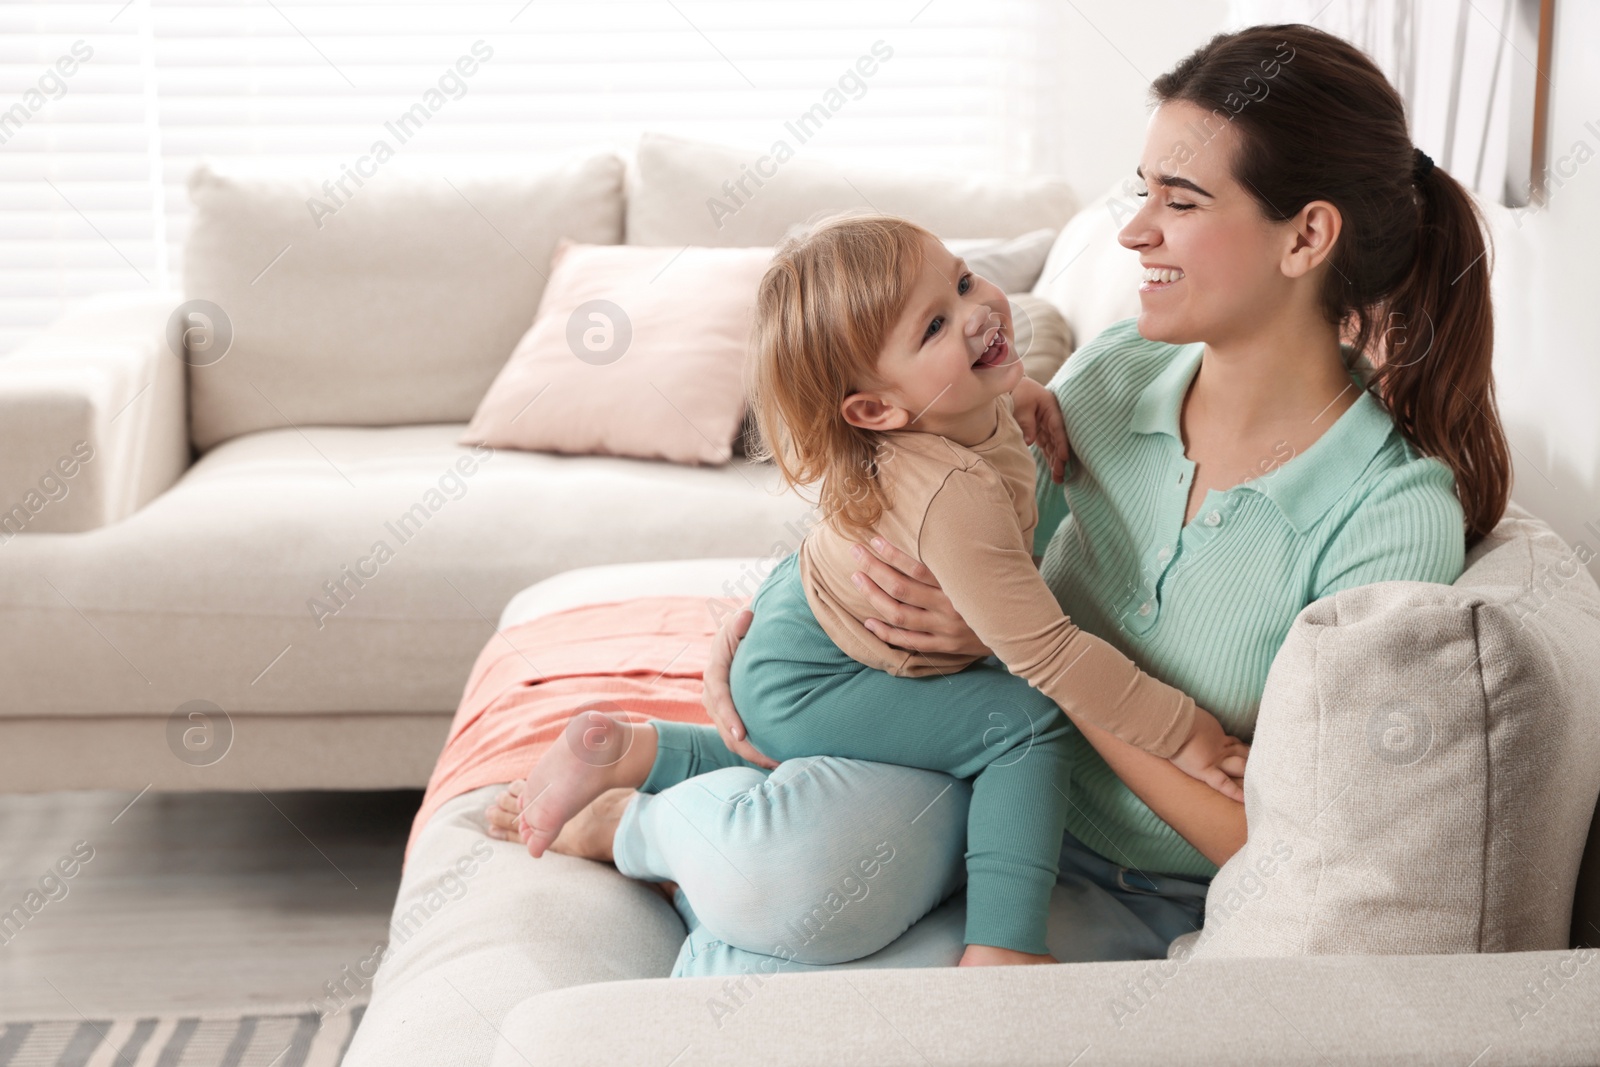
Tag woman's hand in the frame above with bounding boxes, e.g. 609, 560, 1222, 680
702, 607, 779, 769
1011, 377, 1070, 484
847, 537, 992, 658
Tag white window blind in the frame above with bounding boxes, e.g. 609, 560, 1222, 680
2, 0, 1064, 356
1226, 0, 1539, 207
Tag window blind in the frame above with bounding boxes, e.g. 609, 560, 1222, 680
1226, 0, 1534, 207
2, 0, 1064, 355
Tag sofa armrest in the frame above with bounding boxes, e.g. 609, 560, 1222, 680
0, 292, 190, 537
491, 950, 1600, 1066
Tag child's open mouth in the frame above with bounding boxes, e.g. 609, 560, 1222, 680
973, 328, 1009, 369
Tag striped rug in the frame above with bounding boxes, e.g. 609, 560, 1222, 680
0, 1006, 365, 1067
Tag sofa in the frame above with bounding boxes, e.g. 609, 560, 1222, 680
0, 132, 1077, 792
343, 504, 1600, 1066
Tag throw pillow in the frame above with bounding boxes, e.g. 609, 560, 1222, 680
183, 155, 626, 452
946, 229, 1058, 293
461, 240, 773, 466
625, 131, 1078, 247
1190, 503, 1600, 957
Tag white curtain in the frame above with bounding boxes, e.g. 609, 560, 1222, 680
1225, 0, 1529, 205
1, 0, 1066, 355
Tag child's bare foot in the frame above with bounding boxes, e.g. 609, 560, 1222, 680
485, 777, 529, 840
958, 944, 1057, 967
487, 780, 633, 855
484, 781, 677, 903
513, 710, 657, 858
542, 785, 631, 863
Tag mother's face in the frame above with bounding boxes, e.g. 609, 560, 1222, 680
1117, 100, 1299, 347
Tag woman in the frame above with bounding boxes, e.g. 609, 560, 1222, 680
488, 21, 1510, 975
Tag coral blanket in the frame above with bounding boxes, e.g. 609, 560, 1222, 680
405, 594, 747, 864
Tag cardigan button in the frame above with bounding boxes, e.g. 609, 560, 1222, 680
1137, 601, 1153, 617
1204, 510, 1222, 527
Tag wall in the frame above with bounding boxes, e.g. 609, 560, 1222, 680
1484, 1, 1600, 576
1050, 1, 1233, 203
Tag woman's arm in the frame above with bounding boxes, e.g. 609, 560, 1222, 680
1066, 717, 1246, 867
849, 536, 1248, 867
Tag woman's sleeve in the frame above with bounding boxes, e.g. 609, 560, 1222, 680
1310, 457, 1466, 601
919, 466, 1197, 757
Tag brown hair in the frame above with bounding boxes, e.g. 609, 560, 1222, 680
1150, 23, 1510, 548
745, 212, 937, 540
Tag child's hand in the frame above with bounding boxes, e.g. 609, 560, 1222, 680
1011, 377, 1070, 484
1170, 709, 1250, 802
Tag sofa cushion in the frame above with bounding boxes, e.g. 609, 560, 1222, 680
946, 229, 1058, 293
625, 132, 1078, 247
344, 558, 768, 1067
0, 424, 814, 723
1192, 502, 1600, 956
461, 240, 773, 465
343, 784, 686, 1067
182, 154, 626, 452
488, 950, 1600, 1067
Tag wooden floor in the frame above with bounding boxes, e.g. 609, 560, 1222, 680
0, 789, 419, 1020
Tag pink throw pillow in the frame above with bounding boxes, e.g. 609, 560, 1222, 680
460, 239, 773, 465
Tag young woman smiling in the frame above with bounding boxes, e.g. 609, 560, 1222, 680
487, 21, 1510, 974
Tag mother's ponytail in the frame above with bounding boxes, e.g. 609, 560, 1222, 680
1361, 155, 1511, 548
1152, 23, 1511, 549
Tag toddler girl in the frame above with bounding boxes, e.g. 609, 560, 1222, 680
512, 213, 1245, 967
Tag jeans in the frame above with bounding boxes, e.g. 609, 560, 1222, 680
613, 753, 1211, 977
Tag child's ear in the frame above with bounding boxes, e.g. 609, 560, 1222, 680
840, 391, 911, 433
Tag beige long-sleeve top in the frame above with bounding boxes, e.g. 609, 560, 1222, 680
798, 392, 1198, 758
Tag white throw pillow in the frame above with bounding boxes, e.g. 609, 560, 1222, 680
945, 229, 1058, 294
1191, 503, 1600, 957
625, 131, 1078, 248
182, 154, 626, 452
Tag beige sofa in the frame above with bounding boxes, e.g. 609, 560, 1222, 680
0, 133, 1076, 792
344, 505, 1600, 1066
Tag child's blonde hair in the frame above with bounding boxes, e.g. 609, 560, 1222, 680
745, 211, 937, 541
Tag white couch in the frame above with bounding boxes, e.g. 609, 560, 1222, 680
0, 133, 1077, 792
344, 521, 1600, 1066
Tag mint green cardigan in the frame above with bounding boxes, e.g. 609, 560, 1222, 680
1032, 317, 1466, 877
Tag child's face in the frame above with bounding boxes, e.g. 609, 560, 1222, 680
841, 235, 1023, 440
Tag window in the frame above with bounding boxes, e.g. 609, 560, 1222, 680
2, 0, 1063, 354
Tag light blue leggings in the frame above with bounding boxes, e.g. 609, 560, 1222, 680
612, 754, 1211, 977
